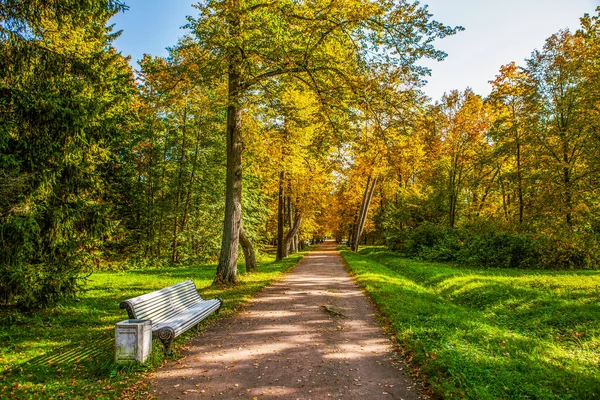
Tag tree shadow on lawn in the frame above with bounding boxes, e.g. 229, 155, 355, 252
1, 330, 126, 398
344, 251, 600, 399
1, 254, 305, 398
362, 250, 600, 337
365, 250, 600, 286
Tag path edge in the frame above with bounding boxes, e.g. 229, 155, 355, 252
337, 247, 433, 400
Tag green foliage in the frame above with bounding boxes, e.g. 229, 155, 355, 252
242, 173, 270, 247
0, 4, 135, 307
536, 230, 600, 270
342, 249, 600, 399
460, 228, 539, 268
383, 219, 599, 269
359, 10, 600, 271
0, 250, 306, 399
118, 50, 227, 265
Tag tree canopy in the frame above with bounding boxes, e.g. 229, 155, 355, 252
2, 2, 599, 307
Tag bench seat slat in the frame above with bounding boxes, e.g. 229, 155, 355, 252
136, 298, 206, 323
152, 299, 222, 336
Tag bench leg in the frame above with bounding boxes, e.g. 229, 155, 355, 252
216, 297, 223, 314
157, 327, 175, 355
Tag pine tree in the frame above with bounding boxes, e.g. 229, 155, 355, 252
0, 1, 135, 307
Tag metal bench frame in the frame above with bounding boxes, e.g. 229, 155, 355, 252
120, 280, 222, 354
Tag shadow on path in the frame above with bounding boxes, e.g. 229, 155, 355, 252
148, 241, 420, 400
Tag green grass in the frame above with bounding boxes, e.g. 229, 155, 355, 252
0, 250, 306, 399
341, 247, 600, 399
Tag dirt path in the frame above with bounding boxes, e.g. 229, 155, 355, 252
148, 241, 421, 399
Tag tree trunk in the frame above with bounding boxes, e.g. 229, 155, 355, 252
499, 170, 509, 221
286, 196, 298, 254
276, 171, 286, 261
358, 175, 378, 249
171, 106, 188, 264
352, 175, 378, 252
448, 167, 457, 229
156, 128, 170, 257
476, 167, 500, 217
239, 225, 256, 273
215, 56, 243, 284
144, 125, 157, 258
181, 129, 202, 233
559, 127, 573, 227
563, 163, 573, 227
283, 213, 303, 258
352, 176, 371, 252
516, 132, 524, 225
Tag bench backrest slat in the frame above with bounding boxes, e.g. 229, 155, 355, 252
123, 280, 204, 322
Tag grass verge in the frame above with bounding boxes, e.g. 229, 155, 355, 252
0, 250, 307, 399
341, 248, 600, 399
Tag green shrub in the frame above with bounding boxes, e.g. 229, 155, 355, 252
404, 222, 446, 255
457, 227, 540, 269
418, 227, 462, 262
383, 221, 599, 270
536, 231, 600, 269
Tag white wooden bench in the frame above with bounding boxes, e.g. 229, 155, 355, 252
119, 280, 222, 354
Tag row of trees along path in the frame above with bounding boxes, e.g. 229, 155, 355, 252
146, 241, 420, 400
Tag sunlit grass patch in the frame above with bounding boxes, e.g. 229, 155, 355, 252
0, 250, 306, 399
342, 249, 600, 399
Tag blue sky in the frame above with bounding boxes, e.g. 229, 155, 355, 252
110, 1, 600, 100
421, 0, 600, 99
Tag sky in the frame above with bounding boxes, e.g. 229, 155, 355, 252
110, 0, 600, 100
420, 0, 600, 99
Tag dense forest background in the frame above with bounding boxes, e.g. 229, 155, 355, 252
1, 1, 599, 308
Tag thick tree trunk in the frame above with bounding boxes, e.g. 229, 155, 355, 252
215, 60, 243, 284
239, 225, 256, 273
276, 171, 286, 261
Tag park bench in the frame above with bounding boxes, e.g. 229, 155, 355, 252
119, 280, 222, 354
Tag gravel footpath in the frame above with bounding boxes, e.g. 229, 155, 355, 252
148, 241, 421, 400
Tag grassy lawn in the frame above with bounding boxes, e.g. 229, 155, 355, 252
0, 250, 306, 399
341, 248, 600, 400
